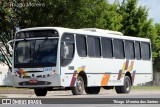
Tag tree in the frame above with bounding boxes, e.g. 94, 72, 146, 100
1, 0, 121, 70
104, 2, 123, 31
117, 0, 160, 74
0, 0, 15, 70
118, 0, 138, 35
11, 0, 122, 29
153, 23, 160, 70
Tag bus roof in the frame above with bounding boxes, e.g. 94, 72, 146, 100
16, 27, 150, 42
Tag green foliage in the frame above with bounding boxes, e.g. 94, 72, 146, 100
119, 0, 138, 35
11, 0, 122, 30
0, 0, 160, 72
104, 3, 123, 31
0, 0, 15, 70
153, 23, 160, 70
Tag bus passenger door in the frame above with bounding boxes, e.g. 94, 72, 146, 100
60, 33, 75, 86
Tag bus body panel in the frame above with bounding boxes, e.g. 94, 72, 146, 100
63, 56, 152, 87
12, 67, 62, 87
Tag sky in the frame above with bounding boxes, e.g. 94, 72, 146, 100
109, 0, 160, 23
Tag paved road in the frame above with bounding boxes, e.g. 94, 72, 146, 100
1, 89, 160, 98
1, 89, 160, 106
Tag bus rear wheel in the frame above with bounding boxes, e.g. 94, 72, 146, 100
71, 75, 84, 95
85, 87, 100, 94
34, 88, 47, 96
115, 76, 131, 94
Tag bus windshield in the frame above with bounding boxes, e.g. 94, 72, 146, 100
14, 39, 58, 68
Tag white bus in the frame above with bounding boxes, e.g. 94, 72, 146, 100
12, 27, 152, 96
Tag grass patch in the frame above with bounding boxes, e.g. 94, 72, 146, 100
132, 86, 160, 90
0, 87, 31, 90
0, 95, 7, 98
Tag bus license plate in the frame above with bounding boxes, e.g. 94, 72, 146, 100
29, 80, 38, 84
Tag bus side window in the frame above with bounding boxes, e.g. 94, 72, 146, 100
101, 37, 113, 58
87, 36, 95, 57
76, 35, 87, 57
60, 33, 75, 66
141, 42, 150, 60
94, 37, 101, 57
125, 40, 135, 59
87, 36, 101, 57
135, 41, 141, 60
113, 39, 125, 59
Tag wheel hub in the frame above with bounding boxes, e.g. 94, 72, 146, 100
77, 80, 83, 92
125, 79, 130, 91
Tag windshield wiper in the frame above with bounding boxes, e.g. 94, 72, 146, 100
35, 37, 48, 58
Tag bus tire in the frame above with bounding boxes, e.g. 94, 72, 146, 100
115, 76, 131, 94
71, 75, 84, 95
34, 88, 47, 96
85, 87, 100, 94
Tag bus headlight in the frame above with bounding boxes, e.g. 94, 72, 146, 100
51, 71, 56, 75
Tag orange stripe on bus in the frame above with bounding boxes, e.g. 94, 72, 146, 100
128, 61, 134, 72
121, 62, 126, 77
101, 74, 110, 86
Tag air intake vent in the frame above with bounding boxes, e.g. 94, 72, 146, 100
26, 71, 43, 73
23, 76, 31, 78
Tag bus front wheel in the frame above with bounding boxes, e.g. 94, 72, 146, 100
115, 76, 131, 94
34, 88, 47, 96
71, 75, 84, 95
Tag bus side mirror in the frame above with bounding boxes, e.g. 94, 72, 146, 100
7, 40, 13, 55
61, 42, 69, 59
0, 54, 5, 63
